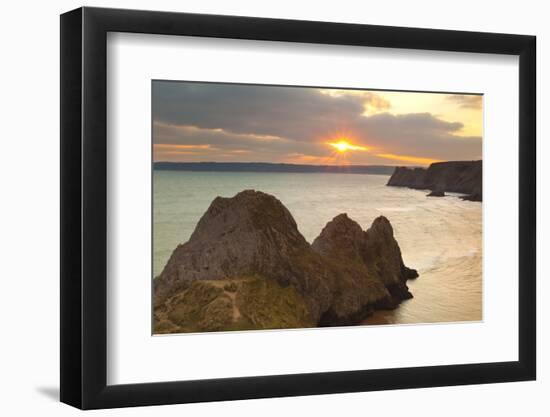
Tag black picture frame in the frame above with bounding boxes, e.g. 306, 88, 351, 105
60, 6, 536, 410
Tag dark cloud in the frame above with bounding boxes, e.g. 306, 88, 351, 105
153, 81, 369, 142
152, 81, 482, 164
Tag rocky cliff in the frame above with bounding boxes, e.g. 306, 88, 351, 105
153, 190, 332, 323
387, 160, 482, 201
386, 167, 427, 189
154, 190, 418, 333
311, 214, 389, 325
311, 214, 417, 325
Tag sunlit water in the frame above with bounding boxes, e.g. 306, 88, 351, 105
154, 171, 482, 325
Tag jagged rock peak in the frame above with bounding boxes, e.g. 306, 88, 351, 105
191, 189, 302, 242
311, 213, 365, 259
364, 215, 418, 297
154, 189, 332, 321
153, 191, 419, 332
368, 215, 393, 234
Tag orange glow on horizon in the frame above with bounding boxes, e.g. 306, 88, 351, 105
376, 153, 442, 165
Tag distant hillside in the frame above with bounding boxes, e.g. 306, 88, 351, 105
154, 162, 396, 175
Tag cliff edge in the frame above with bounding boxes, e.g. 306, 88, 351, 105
387, 160, 482, 201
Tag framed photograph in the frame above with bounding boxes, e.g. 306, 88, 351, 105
60, 7, 536, 409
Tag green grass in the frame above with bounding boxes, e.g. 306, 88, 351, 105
155, 276, 314, 334
236, 276, 314, 330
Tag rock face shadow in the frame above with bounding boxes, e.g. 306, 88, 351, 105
35, 386, 59, 401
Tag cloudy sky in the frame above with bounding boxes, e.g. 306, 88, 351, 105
152, 81, 482, 166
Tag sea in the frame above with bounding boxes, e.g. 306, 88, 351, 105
153, 170, 482, 325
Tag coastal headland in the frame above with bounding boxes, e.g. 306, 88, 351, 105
153, 190, 418, 334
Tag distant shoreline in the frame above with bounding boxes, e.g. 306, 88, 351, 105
386, 160, 482, 201
153, 162, 399, 175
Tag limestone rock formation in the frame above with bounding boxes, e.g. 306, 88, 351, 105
311, 214, 390, 325
461, 182, 482, 202
427, 190, 445, 197
387, 167, 427, 189
154, 190, 418, 333
387, 160, 482, 201
311, 214, 417, 325
154, 190, 332, 322
363, 216, 418, 300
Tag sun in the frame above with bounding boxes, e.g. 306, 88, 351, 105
328, 139, 369, 153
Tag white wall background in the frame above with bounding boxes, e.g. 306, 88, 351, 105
0, 0, 545, 415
